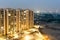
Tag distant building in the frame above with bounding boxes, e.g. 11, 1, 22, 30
16, 9, 34, 33
0, 8, 34, 35
0, 9, 4, 35
4, 8, 16, 35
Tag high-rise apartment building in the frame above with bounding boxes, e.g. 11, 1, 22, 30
0, 9, 4, 35
16, 9, 34, 32
4, 8, 17, 35
0, 8, 34, 35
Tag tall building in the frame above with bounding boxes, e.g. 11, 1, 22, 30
16, 9, 34, 32
0, 9, 4, 35
4, 8, 17, 35
0, 8, 34, 35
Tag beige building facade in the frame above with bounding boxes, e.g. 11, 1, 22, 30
0, 8, 34, 35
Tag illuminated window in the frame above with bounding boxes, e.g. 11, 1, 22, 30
24, 18, 26, 19
8, 13, 11, 16
24, 11, 26, 13
1, 26, 4, 29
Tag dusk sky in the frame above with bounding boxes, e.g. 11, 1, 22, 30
0, 0, 60, 12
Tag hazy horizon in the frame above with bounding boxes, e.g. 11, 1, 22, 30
0, 0, 60, 12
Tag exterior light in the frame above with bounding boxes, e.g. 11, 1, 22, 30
8, 13, 11, 16
24, 35, 33, 40
24, 11, 26, 13
29, 28, 38, 32
36, 10, 40, 13
34, 25, 40, 28
1, 27, 4, 29
43, 35, 50, 40
23, 31, 30, 34
24, 18, 26, 19
25, 35, 31, 40
13, 33, 18, 39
